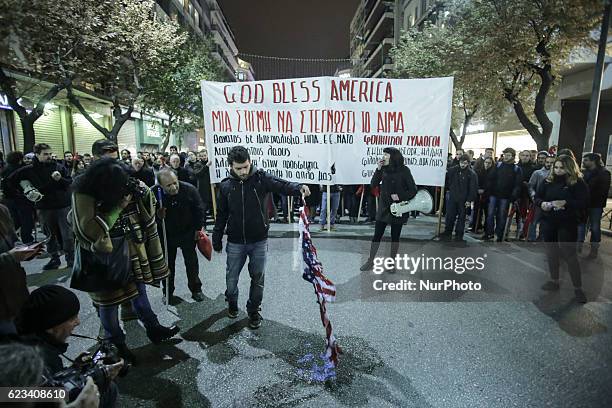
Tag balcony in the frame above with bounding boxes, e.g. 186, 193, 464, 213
364, 38, 394, 71
363, 11, 394, 51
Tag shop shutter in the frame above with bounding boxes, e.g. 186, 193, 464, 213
73, 113, 107, 156
117, 119, 137, 153
14, 109, 64, 153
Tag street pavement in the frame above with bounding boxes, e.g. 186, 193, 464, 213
22, 215, 612, 408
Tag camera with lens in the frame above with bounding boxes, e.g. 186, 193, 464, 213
42, 341, 128, 402
126, 176, 147, 199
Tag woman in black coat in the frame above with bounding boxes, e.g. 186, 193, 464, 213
535, 154, 588, 303
360, 147, 417, 272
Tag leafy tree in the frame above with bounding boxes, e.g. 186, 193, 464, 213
392, 0, 601, 151
141, 36, 224, 152
67, 0, 186, 142
455, 0, 601, 151
392, 16, 505, 149
0, 0, 111, 151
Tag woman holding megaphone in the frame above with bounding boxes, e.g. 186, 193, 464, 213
360, 147, 417, 273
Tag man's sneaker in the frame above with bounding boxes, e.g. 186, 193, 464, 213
541, 280, 560, 291
248, 312, 262, 329
330, 224, 337, 231
227, 303, 239, 318
574, 288, 587, 304
481, 234, 494, 241
42, 256, 61, 270
191, 291, 205, 302
146, 324, 180, 344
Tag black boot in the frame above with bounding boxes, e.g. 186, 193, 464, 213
114, 342, 137, 367
146, 324, 180, 344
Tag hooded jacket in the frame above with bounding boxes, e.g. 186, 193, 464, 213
213, 166, 301, 247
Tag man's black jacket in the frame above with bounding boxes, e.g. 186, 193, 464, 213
152, 182, 206, 243
132, 167, 155, 187
213, 166, 301, 247
446, 165, 478, 203
583, 167, 611, 209
7, 157, 72, 209
486, 161, 522, 200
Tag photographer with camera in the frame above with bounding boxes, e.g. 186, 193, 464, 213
70, 157, 179, 364
16, 285, 121, 407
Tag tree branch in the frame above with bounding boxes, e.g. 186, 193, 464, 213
67, 85, 110, 139
449, 128, 460, 149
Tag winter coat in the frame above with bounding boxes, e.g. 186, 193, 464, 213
486, 162, 522, 200
152, 182, 206, 244
583, 167, 611, 209
534, 175, 589, 224
7, 157, 72, 209
446, 165, 478, 203
371, 165, 417, 225
213, 166, 301, 246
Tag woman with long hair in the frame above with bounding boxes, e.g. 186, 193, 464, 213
71, 158, 178, 362
360, 147, 417, 272
535, 154, 588, 303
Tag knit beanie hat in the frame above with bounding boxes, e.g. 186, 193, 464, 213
18, 285, 80, 333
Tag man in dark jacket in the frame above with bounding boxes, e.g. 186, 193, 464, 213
153, 170, 206, 303
8, 143, 73, 269
169, 154, 196, 186
516, 150, 537, 239
483, 147, 522, 242
441, 154, 478, 241
578, 153, 611, 258
1, 151, 35, 244
193, 148, 213, 219
213, 146, 310, 329
131, 157, 155, 187
17, 285, 121, 407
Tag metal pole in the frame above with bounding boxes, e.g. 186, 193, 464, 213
211, 184, 217, 221
357, 186, 365, 223
583, 0, 611, 154
436, 185, 445, 235
326, 185, 331, 231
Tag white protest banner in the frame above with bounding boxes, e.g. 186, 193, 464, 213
201, 76, 453, 186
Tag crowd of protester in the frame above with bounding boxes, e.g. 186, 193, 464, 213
0, 140, 610, 406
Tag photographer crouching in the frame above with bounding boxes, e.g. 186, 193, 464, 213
16, 285, 122, 407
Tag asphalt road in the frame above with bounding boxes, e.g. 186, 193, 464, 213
22, 216, 612, 407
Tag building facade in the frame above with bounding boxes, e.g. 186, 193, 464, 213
0, 0, 246, 156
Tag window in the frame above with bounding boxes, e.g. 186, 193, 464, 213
194, 9, 199, 27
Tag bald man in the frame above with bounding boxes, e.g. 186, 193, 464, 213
168, 154, 196, 186
152, 170, 206, 303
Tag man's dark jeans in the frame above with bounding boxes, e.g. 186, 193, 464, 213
225, 240, 267, 313
38, 207, 74, 262
486, 197, 511, 239
445, 199, 467, 236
